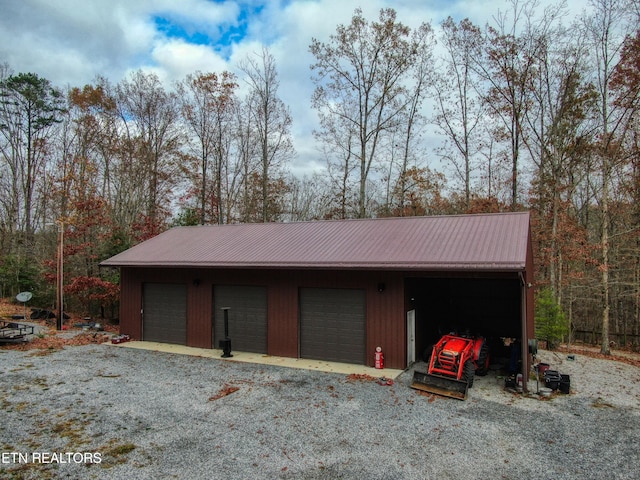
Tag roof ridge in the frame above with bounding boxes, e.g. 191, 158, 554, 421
171, 211, 530, 229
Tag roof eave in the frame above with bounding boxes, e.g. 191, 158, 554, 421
100, 261, 526, 272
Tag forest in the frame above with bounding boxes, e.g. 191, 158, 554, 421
1, 0, 639, 353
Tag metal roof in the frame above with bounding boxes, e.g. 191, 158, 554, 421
101, 212, 531, 271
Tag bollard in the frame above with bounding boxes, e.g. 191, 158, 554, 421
219, 307, 233, 358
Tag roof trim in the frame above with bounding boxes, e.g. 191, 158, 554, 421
103, 261, 526, 271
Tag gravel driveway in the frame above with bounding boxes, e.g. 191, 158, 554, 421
1, 342, 639, 479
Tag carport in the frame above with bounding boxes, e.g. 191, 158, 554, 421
101, 211, 534, 377
407, 276, 524, 368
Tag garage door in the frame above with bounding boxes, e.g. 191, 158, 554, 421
142, 283, 187, 344
214, 286, 267, 353
300, 288, 366, 364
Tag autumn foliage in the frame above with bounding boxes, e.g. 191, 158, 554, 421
1, 5, 640, 348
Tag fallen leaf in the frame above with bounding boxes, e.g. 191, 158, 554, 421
209, 385, 240, 401
345, 373, 377, 382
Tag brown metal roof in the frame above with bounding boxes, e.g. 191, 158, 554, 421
101, 212, 531, 271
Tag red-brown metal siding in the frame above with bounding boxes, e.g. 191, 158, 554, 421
267, 272, 299, 358
119, 268, 211, 347
117, 267, 408, 369
525, 226, 536, 378
117, 264, 533, 370
119, 268, 142, 340
526, 227, 536, 340
365, 273, 405, 369
187, 277, 212, 348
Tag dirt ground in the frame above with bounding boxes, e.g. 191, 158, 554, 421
0, 298, 118, 351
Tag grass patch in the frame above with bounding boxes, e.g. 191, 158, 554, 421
4, 462, 56, 480
29, 346, 59, 357
33, 377, 49, 388
592, 397, 615, 408
106, 443, 136, 456
50, 418, 90, 448
99, 441, 137, 468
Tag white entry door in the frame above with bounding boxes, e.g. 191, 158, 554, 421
407, 309, 416, 366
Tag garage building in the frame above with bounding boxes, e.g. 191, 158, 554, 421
101, 212, 534, 372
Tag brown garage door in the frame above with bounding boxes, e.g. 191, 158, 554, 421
142, 283, 187, 344
214, 286, 267, 354
300, 288, 366, 364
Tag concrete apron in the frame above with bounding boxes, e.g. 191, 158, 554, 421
108, 341, 404, 379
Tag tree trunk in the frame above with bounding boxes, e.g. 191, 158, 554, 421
359, 141, 367, 218
201, 144, 207, 225
601, 166, 611, 355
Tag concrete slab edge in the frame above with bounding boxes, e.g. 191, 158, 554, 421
107, 340, 403, 379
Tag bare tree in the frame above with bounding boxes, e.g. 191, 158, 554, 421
92, 76, 152, 239
116, 70, 183, 237
177, 71, 238, 225
0, 71, 65, 250
310, 8, 431, 218
584, 0, 635, 354
232, 96, 258, 223
284, 172, 329, 221
523, 20, 597, 301
610, 27, 640, 347
313, 108, 359, 219
392, 22, 435, 216
474, 0, 560, 209
432, 17, 485, 211
238, 47, 294, 222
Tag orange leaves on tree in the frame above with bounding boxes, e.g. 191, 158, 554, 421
69, 84, 116, 113
132, 213, 168, 242
65, 276, 119, 304
610, 30, 640, 109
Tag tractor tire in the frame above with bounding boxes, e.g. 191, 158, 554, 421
476, 341, 490, 376
423, 345, 434, 364
463, 359, 475, 388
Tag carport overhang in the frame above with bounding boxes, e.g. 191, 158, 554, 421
401, 265, 532, 390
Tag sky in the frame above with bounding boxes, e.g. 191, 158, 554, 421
0, 0, 589, 176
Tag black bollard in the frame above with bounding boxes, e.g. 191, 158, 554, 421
219, 307, 233, 358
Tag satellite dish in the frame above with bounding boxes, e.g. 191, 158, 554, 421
16, 291, 33, 303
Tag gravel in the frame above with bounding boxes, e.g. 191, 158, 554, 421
1, 342, 639, 479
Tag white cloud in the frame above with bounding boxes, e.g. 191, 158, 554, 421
148, 39, 230, 84
0, 0, 593, 177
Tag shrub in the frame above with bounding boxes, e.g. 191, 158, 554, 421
535, 288, 569, 350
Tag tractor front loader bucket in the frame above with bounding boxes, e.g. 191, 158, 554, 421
410, 370, 469, 400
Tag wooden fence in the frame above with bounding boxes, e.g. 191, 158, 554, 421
572, 329, 640, 348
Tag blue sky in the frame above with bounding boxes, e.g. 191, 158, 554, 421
154, 16, 218, 47
0, 0, 589, 175
152, 2, 267, 57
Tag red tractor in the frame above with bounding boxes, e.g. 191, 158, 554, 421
411, 334, 489, 400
